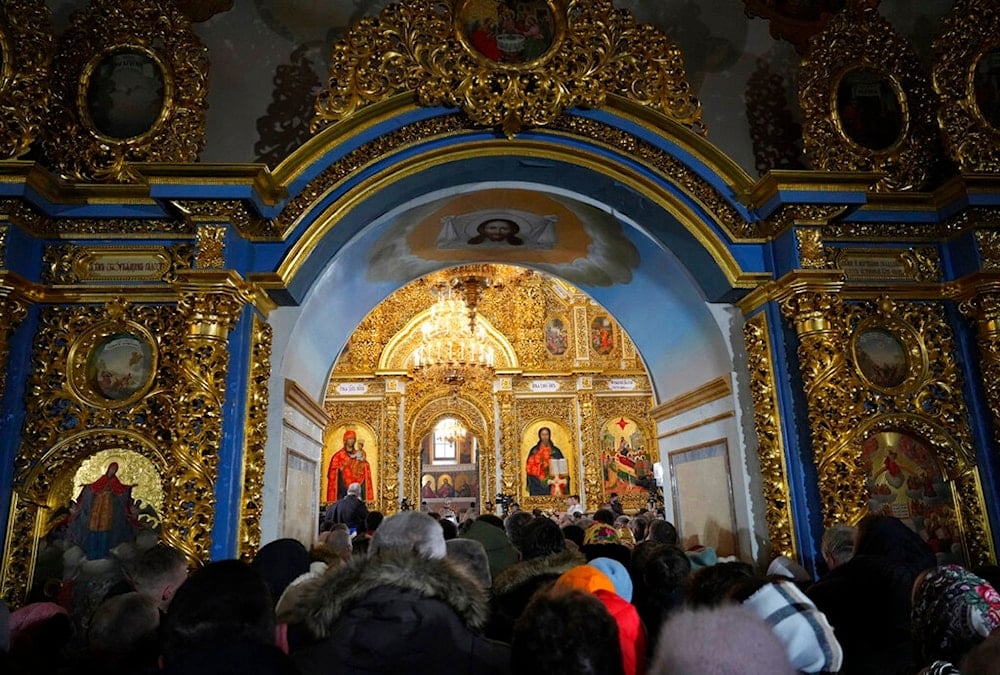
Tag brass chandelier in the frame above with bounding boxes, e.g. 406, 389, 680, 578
411, 269, 496, 392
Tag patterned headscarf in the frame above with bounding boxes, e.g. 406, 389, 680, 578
583, 523, 619, 546
912, 564, 1000, 664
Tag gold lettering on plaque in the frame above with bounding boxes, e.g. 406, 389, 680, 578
74, 248, 171, 282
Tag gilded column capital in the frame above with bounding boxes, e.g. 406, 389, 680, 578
777, 288, 845, 336
174, 270, 253, 341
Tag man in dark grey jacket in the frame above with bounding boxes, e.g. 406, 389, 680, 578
291, 511, 510, 675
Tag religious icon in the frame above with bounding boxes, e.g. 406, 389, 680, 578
66, 462, 141, 560
591, 315, 614, 355
601, 417, 653, 496
861, 429, 963, 563
836, 67, 904, 152
545, 317, 568, 356
853, 327, 908, 390
86, 332, 155, 401
459, 0, 556, 65
85, 48, 166, 139
524, 424, 572, 496
326, 427, 374, 502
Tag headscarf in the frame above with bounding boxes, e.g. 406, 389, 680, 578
583, 523, 618, 546
912, 564, 1000, 664
742, 580, 843, 673
589, 557, 633, 602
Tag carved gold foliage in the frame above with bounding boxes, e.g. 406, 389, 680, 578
778, 290, 866, 524
313, 0, 703, 138
960, 288, 1000, 472
976, 230, 1000, 271
0, 1, 54, 159
196, 225, 227, 269
238, 314, 271, 562
931, 0, 1000, 172
381, 392, 402, 514
0, 494, 38, 605
41, 0, 209, 182
0, 289, 28, 405
799, 2, 940, 191
577, 391, 601, 507
743, 313, 796, 559
0, 223, 6, 266
173, 200, 280, 240
779, 286, 990, 558
759, 204, 847, 239
161, 281, 248, 565
954, 471, 997, 568
796, 228, 829, 269
497, 391, 518, 499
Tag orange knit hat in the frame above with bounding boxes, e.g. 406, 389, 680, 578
555, 565, 615, 595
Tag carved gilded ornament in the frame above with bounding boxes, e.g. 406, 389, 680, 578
196, 225, 227, 269
959, 287, 1000, 537
976, 230, 1000, 271
312, 0, 703, 138
0, 287, 28, 404
0, 1, 53, 158
4, 300, 178, 603
796, 228, 829, 269
41, 0, 208, 182
238, 315, 272, 561
743, 313, 796, 559
931, 0, 1000, 172
160, 279, 250, 565
799, 2, 940, 191
778, 288, 991, 562
0, 223, 6, 267
381, 392, 403, 514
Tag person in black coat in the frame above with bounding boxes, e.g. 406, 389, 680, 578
290, 511, 509, 675
322, 482, 368, 533
807, 517, 935, 675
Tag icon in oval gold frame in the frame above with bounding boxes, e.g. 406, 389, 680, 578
850, 318, 927, 395
455, 0, 565, 69
833, 67, 907, 153
80, 46, 170, 142
68, 321, 158, 408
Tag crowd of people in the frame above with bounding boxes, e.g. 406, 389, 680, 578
3, 496, 1000, 674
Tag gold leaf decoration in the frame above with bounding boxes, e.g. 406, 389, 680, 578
799, 1, 940, 191
0, 0, 53, 158
931, 0, 1000, 172
313, 0, 703, 138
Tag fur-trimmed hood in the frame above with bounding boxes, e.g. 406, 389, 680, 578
292, 551, 490, 638
491, 548, 585, 596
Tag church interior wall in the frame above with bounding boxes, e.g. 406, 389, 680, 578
1, 0, 998, 603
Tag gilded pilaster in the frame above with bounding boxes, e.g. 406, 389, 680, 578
238, 314, 272, 561
777, 285, 868, 525
164, 271, 251, 565
577, 391, 602, 506
743, 312, 796, 558
497, 390, 518, 499
381, 389, 402, 514
959, 281, 1000, 462
0, 284, 29, 403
